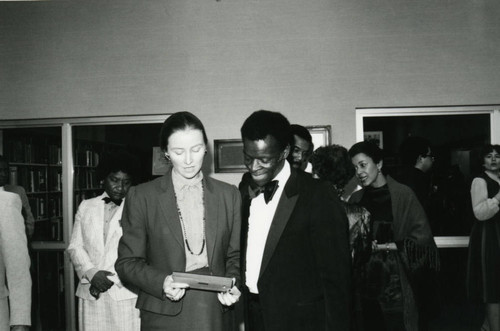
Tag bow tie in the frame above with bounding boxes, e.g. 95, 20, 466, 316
102, 197, 122, 206
251, 180, 279, 204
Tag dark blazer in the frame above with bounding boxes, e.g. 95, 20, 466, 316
240, 169, 351, 331
115, 169, 241, 316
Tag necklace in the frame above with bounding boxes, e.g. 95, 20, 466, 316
174, 184, 206, 256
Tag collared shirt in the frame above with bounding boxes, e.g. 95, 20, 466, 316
172, 170, 208, 272
103, 192, 121, 242
246, 161, 291, 294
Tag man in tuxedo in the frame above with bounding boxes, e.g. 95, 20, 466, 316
239, 110, 351, 331
0, 191, 31, 331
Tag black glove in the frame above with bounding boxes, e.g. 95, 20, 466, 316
90, 270, 114, 293
89, 285, 101, 299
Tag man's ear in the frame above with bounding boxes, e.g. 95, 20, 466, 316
282, 144, 291, 160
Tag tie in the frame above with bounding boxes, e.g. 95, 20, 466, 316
252, 180, 279, 204
102, 197, 122, 206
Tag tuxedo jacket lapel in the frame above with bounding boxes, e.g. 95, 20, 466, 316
158, 174, 184, 249
91, 197, 106, 252
259, 170, 299, 278
204, 178, 218, 267
104, 202, 124, 248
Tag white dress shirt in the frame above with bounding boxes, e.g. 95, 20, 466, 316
246, 161, 291, 294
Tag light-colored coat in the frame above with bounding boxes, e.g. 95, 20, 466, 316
67, 194, 137, 301
0, 191, 31, 330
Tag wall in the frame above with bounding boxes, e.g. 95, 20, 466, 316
1, 0, 499, 184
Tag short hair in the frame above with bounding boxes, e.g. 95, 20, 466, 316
159, 112, 208, 151
478, 144, 500, 166
348, 140, 383, 164
290, 124, 313, 150
399, 136, 431, 166
96, 150, 140, 183
310, 145, 354, 190
240, 110, 291, 151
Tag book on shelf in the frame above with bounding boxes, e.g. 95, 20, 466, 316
9, 166, 18, 186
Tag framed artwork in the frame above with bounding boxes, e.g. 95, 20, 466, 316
152, 146, 171, 175
307, 125, 331, 149
214, 139, 246, 173
363, 131, 383, 148
213, 125, 333, 173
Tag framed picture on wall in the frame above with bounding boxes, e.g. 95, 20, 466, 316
307, 125, 331, 149
214, 139, 246, 173
214, 125, 333, 173
364, 131, 383, 148
152, 146, 171, 175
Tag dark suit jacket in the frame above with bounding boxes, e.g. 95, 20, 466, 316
115, 169, 241, 316
240, 169, 351, 331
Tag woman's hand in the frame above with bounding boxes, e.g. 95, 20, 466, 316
163, 275, 189, 302
217, 285, 241, 306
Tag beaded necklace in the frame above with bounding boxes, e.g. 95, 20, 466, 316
174, 183, 206, 256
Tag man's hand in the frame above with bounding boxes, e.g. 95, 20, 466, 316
90, 270, 114, 293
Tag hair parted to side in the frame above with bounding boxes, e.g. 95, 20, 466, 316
399, 136, 431, 166
96, 150, 141, 184
348, 140, 384, 164
240, 110, 291, 151
311, 145, 354, 191
159, 112, 208, 151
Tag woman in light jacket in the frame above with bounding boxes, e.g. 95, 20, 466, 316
68, 150, 141, 331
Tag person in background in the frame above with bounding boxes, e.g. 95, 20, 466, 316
239, 110, 351, 331
348, 141, 439, 331
287, 124, 314, 172
0, 155, 35, 239
311, 144, 356, 200
67, 150, 141, 331
115, 112, 241, 331
395, 137, 434, 209
467, 144, 500, 331
0, 191, 31, 331
310, 144, 371, 331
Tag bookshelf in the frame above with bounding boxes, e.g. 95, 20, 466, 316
4, 129, 64, 242
0, 116, 167, 331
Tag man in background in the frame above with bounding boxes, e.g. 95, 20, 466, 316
287, 124, 314, 172
396, 136, 434, 207
0, 191, 32, 331
0, 155, 35, 239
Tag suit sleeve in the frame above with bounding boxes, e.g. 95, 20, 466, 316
224, 186, 241, 287
16, 187, 35, 238
310, 182, 351, 331
0, 197, 31, 326
115, 186, 168, 300
67, 200, 99, 283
